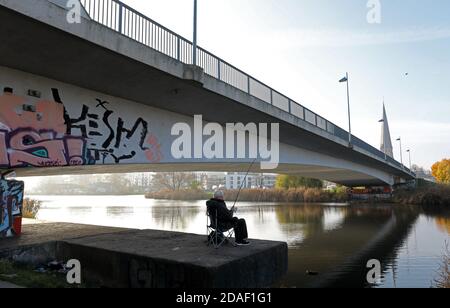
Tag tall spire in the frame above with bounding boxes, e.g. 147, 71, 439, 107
380, 102, 394, 158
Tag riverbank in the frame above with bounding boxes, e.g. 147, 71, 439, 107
145, 188, 349, 203
392, 184, 450, 210
145, 185, 450, 210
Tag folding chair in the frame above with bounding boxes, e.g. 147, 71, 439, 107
206, 205, 236, 249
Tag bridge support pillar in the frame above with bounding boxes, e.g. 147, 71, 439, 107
0, 177, 24, 238
183, 64, 204, 85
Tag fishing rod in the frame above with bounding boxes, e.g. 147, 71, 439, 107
231, 158, 258, 212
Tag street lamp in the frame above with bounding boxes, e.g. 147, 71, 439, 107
193, 0, 198, 66
406, 149, 412, 171
339, 73, 352, 147
396, 137, 404, 169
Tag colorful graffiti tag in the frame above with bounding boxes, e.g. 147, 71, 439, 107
0, 89, 86, 167
0, 179, 24, 237
0, 87, 162, 169
0, 84, 163, 238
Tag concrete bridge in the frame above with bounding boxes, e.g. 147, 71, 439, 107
0, 0, 415, 187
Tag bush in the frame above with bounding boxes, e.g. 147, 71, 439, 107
146, 188, 350, 203
393, 184, 450, 209
22, 198, 41, 219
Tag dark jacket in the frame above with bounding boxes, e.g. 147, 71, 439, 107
206, 198, 234, 229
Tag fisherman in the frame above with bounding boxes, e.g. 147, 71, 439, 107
206, 190, 250, 246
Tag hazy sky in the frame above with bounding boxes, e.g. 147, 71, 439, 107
118, 0, 450, 169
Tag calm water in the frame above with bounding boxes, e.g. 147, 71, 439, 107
30, 195, 449, 288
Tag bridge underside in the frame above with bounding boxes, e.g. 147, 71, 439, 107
13, 163, 388, 187
0, 61, 398, 187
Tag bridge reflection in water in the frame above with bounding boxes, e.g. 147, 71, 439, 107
276, 205, 419, 288
34, 196, 447, 288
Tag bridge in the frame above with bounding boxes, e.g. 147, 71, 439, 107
0, 0, 415, 187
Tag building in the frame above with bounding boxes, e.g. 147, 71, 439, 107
127, 173, 153, 188
324, 181, 337, 191
199, 172, 226, 190
412, 166, 436, 183
225, 173, 277, 190
261, 174, 277, 188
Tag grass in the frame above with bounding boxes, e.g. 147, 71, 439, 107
223, 188, 349, 203
393, 184, 450, 209
145, 185, 450, 208
146, 188, 349, 203
433, 242, 450, 289
0, 259, 83, 288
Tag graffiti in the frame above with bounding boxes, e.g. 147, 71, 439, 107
145, 133, 163, 163
0, 87, 162, 169
0, 90, 86, 168
0, 179, 24, 237
65, 96, 162, 164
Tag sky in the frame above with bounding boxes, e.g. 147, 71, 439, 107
117, 0, 450, 170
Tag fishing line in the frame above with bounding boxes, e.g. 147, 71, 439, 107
231, 158, 258, 211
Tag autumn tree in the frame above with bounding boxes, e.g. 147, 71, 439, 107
152, 173, 196, 191
275, 175, 323, 189
432, 159, 450, 184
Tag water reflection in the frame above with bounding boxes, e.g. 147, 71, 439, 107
152, 205, 201, 230
67, 206, 93, 214
377, 212, 449, 288
32, 195, 449, 288
435, 217, 450, 235
106, 207, 135, 216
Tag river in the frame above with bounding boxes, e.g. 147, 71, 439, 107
29, 195, 449, 288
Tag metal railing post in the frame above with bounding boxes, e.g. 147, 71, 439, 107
217, 60, 221, 80
193, 0, 198, 66
177, 37, 181, 61
118, 1, 123, 33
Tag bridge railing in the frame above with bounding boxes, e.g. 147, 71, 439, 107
79, 0, 410, 174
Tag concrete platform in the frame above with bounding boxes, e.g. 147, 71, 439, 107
0, 222, 288, 288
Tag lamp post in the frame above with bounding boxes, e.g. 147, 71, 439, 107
193, 0, 198, 66
396, 137, 404, 169
339, 73, 352, 147
406, 149, 412, 171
